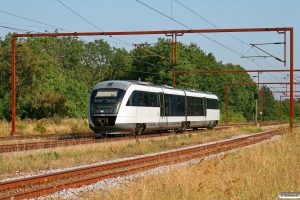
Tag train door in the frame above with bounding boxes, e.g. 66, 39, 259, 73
159, 92, 168, 128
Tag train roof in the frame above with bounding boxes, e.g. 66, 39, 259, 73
93, 80, 218, 98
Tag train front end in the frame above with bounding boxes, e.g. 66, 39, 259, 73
88, 81, 129, 137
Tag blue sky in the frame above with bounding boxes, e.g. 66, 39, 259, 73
0, 0, 299, 99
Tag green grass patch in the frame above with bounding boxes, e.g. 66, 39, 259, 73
241, 126, 263, 133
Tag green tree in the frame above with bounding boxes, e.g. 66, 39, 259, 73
260, 85, 279, 121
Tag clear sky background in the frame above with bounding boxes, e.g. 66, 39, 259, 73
0, 0, 299, 99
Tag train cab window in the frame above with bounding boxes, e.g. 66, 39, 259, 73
94, 90, 118, 102
91, 88, 126, 104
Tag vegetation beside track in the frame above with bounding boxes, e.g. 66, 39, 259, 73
0, 117, 91, 137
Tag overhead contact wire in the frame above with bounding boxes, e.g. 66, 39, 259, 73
136, 0, 285, 84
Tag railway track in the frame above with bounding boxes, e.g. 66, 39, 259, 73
0, 126, 233, 153
0, 132, 94, 141
0, 129, 285, 200
0, 121, 288, 153
0, 121, 286, 142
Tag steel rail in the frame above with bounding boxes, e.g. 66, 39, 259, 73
0, 132, 94, 141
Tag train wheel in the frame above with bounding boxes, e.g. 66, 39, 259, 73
179, 121, 189, 133
134, 123, 143, 135
207, 121, 216, 130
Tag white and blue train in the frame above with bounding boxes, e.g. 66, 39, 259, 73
88, 80, 220, 137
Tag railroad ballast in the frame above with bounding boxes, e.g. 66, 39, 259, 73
88, 80, 220, 137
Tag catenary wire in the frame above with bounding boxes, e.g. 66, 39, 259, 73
136, 0, 287, 84
56, 0, 176, 71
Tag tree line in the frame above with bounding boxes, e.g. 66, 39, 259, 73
0, 32, 299, 122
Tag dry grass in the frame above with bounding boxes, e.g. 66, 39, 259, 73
77, 128, 300, 200
0, 117, 91, 137
0, 126, 271, 179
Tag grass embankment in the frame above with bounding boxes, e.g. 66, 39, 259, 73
0, 126, 264, 179
80, 128, 300, 200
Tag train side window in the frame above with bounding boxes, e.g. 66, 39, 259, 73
194, 97, 197, 115
178, 95, 182, 116
199, 98, 204, 116
182, 96, 186, 116
198, 98, 202, 116
154, 93, 158, 107
164, 94, 169, 116
138, 92, 144, 106
204, 98, 207, 116
164, 94, 174, 116
187, 97, 192, 116
169, 95, 174, 116
126, 91, 134, 106
149, 93, 154, 107
126, 91, 138, 106
193, 97, 197, 116
172, 95, 178, 116
144, 92, 149, 106
148, 92, 159, 107
160, 93, 165, 116
189, 97, 193, 116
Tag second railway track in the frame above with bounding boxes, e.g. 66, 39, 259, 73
0, 122, 286, 153
0, 126, 232, 153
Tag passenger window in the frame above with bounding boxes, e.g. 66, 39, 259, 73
144, 92, 149, 106
138, 92, 144, 106
149, 93, 154, 107
126, 92, 135, 106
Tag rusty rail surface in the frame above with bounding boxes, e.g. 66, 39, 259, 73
0, 129, 285, 200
